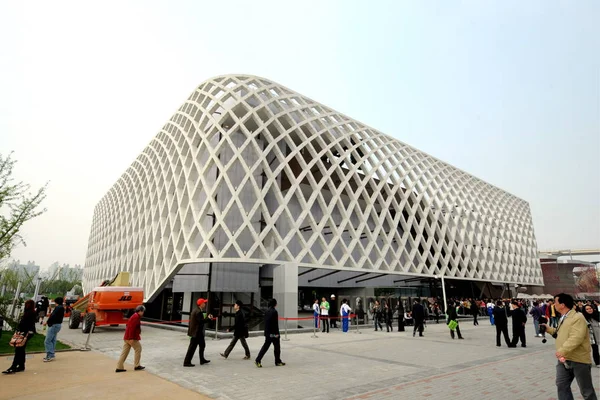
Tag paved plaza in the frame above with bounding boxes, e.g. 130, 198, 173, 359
5, 320, 599, 400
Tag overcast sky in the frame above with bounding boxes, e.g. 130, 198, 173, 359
1, 1, 599, 269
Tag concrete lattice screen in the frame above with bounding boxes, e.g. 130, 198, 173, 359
84, 75, 542, 300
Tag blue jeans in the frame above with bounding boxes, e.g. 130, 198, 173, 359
533, 319, 540, 335
45, 324, 62, 358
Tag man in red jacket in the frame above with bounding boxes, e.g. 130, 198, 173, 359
116, 305, 146, 373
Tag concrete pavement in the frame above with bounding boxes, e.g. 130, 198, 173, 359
7, 319, 599, 400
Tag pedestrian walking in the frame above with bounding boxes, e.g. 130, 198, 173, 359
340, 299, 352, 333
447, 302, 464, 340
43, 297, 64, 362
487, 300, 495, 326
312, 298, 320, 329
582, 304, 600, 367
541, 293, 597, 400
2, 300, 36, 374
509, 300, 527, 348
183, 298, 213, 367
397, 300, 405, 332
384, 301, 394, 332
372, 300, 383, 331
220, 300, 250, 360
116, 305, 145, 372
412, 300, 425, 337
432, 303, 441, 324
530, 301, 544, 338
470, 300, 479, 326
35, 297, 48, 324
492, 300, 511, 347
320, 297, 330, 333
546, 299, 559, 328
255, 299, 285, 368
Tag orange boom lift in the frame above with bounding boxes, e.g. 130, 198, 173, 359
68, 272, 144, 333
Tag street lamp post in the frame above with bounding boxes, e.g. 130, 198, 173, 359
33, 276, 42, 302
435, 275, 448, 316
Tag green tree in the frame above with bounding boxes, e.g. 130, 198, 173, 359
0, 152, 48, 261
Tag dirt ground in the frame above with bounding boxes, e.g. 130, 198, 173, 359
0, 350, 210, 400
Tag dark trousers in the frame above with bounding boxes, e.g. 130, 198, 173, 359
255, 336, 281, 364
495, 324, 511, 346
330, 315, 337, 328
435, 314, 440, 323
184, 336, 206, 364
321, 316, 329, 332
511, 325, 526, 347
450, 324, 463, 339
592, 344, 600, 366
398, 317, 405, 332
555, 361, 598, 400
473, 314, 479, 325
374, 316, 382, 331
11, 342, 28, 369
224, 336, 250, 357
413, 320, 424, 335
386, 318, 393, 332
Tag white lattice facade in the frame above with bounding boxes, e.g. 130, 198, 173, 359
83, 75, 543, 300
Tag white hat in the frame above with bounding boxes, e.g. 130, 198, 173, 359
331, 294, 335, 298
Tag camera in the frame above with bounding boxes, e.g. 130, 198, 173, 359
538, 316, 548, 343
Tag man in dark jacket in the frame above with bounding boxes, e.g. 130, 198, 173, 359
412, 300, 425, 337
492, 300, 511, 347
447, 302, 464, 339
220, 300, 250, 360
255, 298, 285, 368
509, 299, 527, 348
470, 300, 480, 326
329, 295, 338, 329
183, 298, 213, 367
43, 297, 64, 362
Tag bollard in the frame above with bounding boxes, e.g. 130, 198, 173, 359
80, 321, 95, 351
282, 319, 290, 341
311, 319, 319, 338
355, 315, 361, 334
212, 317, 220, 341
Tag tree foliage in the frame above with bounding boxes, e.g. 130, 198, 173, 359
0, 153, 48, 261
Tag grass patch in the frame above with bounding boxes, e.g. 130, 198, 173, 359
0, 331, 71, 355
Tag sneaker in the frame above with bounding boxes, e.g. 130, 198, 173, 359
134, 366, 145, 371
220, 353, 227, 359
43, 357, 55, 362
183, 363, 195, 367
115, 369, 127, 373
243, 356, 250, 360
255, 361, 262, 368
275, 362, 286, 366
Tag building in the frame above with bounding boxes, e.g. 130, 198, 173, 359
6, 260, 40, 281
84, 75, 543, 323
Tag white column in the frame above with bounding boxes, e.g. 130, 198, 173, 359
273, 263, 298, 329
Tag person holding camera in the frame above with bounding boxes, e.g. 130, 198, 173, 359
541, 293, 597, 400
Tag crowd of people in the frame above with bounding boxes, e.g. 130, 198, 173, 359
3, 292, 599, 399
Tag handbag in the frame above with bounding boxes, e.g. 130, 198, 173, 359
447, 320, 458, 331
9, 332, 27, 348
